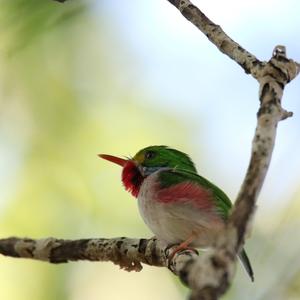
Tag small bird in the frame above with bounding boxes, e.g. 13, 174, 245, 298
99, 145, 254, 281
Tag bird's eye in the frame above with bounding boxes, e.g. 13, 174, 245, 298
145, 151, 156, 160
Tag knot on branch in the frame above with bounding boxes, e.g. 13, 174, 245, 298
256, 45, 299, 122
260, 45, 300, 85
259, 45, 299, 84
270, 45, 300, 84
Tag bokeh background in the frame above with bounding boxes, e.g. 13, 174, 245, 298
0, 0, 300, 299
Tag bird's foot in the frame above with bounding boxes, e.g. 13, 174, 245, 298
168, 245, 197, 262
167, 235, 198, 263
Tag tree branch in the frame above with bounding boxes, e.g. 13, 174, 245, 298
166, 2, 299, 299
167, 0, 265, 77
229, 47, 297, 248
173, 45, 299, 300
0, 236, 199, 276
2, 1, 300, 299
0, 237, 163, 270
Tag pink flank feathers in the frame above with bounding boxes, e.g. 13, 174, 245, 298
157, 181, 214, 210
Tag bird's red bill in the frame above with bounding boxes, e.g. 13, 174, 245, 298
98, 154, 127, 166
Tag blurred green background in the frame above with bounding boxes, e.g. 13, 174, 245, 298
0, 1, 300, 299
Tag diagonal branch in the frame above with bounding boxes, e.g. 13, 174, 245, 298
167, 0, 265, 77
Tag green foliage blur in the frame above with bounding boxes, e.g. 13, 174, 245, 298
0, 2, 192, 299
0, 1, 299, 300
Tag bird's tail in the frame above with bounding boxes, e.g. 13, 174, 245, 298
238, 248, 254, 282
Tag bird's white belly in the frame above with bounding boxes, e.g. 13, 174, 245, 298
137, 173, 224, 247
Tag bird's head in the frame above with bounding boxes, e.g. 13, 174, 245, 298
99, 145, 196, 197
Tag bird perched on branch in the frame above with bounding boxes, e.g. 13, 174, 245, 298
99, 145, 254, 281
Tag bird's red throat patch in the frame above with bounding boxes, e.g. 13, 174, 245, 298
121, 161, 144, 197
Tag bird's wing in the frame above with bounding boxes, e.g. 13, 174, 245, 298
157, 168, 232, 219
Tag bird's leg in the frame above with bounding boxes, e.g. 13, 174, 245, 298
168, 233, 198, 261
